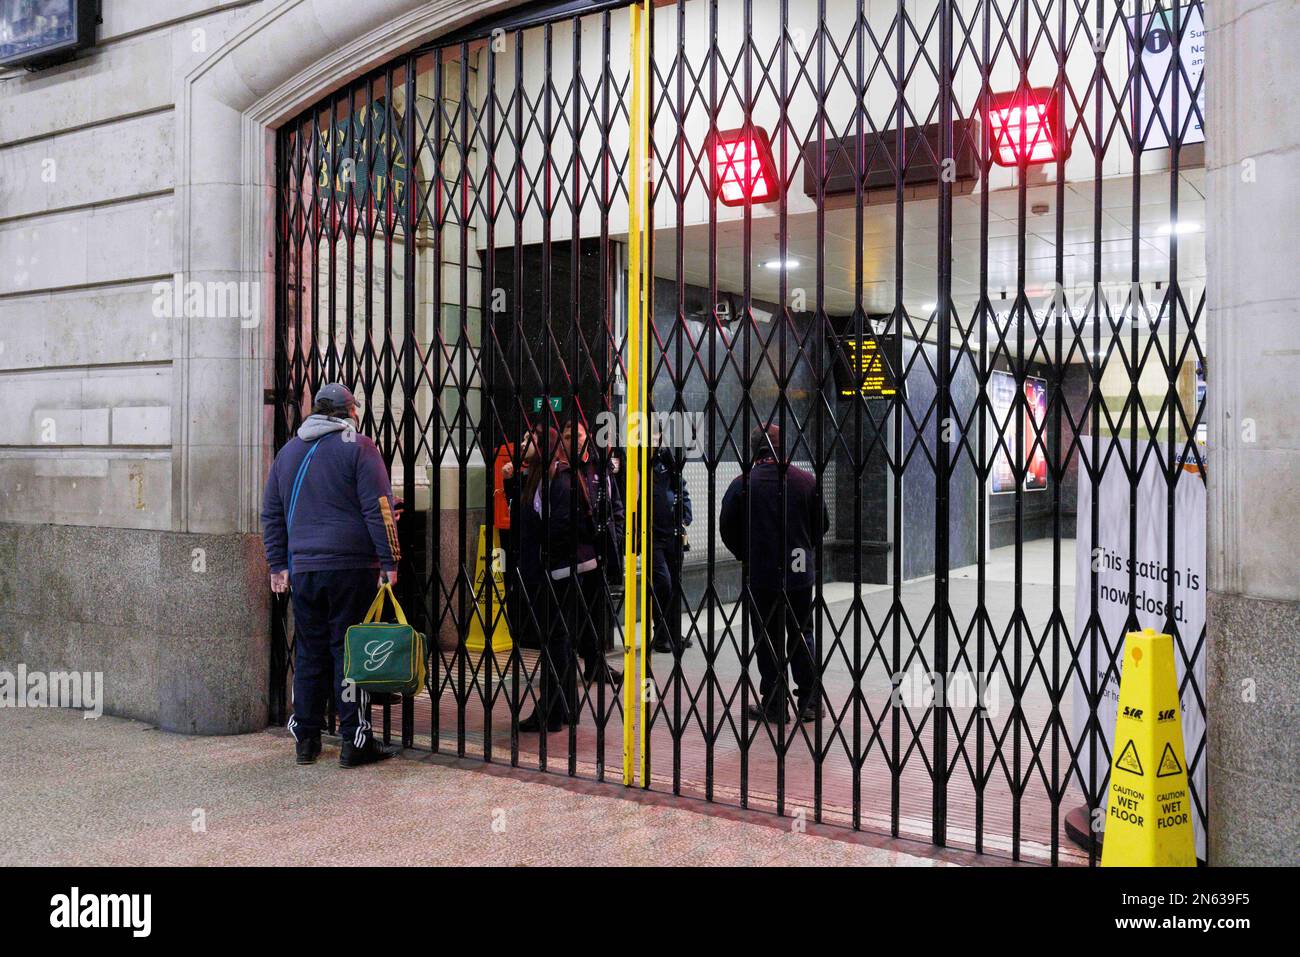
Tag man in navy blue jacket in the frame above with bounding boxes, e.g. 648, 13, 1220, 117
720, 424, 829, 724
261, 383, 400, 767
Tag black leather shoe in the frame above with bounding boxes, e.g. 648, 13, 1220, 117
519, 708, 564, 733
797, 702, 818, 723
339, 737, 398, 768
584, 663, 623, 685
746, 703, 786, 723
295, 736, 321, 765
651, 636, 674, 654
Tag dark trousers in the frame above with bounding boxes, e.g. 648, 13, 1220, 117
508, 571, 547, 650
530, 575, 571, 722
750, 585, 816, 709
289, 568, 378, 747
533, 570, 609, 721
651, 539, 683, 649
562, 570, 609, 677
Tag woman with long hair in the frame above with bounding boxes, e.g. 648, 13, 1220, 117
516, 425, 569, 732
502, 424, 547, 650
552, 422, 623, 684
519, 419, 623, 732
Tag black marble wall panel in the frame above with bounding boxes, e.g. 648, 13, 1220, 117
489, 239, 610, 447
900, 340, 981, 580
649, 278, 830, 463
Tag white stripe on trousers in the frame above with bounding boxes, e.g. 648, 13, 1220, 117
289, 681, 369, 747
354, 688, 370, 747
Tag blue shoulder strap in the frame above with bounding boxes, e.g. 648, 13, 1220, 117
284, 439, 323, 572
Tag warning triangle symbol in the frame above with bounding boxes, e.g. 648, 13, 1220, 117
1116, 738, 1144, 776
1156, 742, 1184, 777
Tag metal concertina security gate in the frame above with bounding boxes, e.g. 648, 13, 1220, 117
272, 0, 1208, 864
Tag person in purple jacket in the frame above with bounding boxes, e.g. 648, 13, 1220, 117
261, 383, 400, 768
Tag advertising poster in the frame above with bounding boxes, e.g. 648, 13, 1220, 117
1072, 450, 1207, 858
989, 370, 1048, 493
990, 370, 1018, 493
1024, 377, 1048, 490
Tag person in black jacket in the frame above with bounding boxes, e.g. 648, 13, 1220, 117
650, 444, 693, 654
520, 420, 624, 732
719, 424, 829, 723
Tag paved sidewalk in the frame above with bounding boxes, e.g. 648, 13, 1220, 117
0, 709, 954, 867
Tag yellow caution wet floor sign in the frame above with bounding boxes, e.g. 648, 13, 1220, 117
465, 525, 512, 655
1101, 628, 1195, 867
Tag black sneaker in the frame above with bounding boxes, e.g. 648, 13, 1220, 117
295, 736, 321, 765
339, 737, 398, 768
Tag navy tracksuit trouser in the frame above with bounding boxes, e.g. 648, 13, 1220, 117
288, 568, 378, 747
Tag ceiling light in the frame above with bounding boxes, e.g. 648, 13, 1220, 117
712, 127, 780, 206
763, 258, 798, 270
1157, 221, 1200, 235
987, 87, 1067, 167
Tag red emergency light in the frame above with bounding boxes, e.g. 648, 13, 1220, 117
711, 127, 780, 206
987, 88, 1067, 167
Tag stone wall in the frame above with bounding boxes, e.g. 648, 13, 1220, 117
0, 0, 526, 732
0, 2, 270, 732
0, 523, 268, 733
1204, 0, 1300, 866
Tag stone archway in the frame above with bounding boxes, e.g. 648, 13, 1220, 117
173, 0, 524, 536
166, 0, 524, 733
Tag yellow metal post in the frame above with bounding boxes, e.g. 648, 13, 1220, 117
622, 0, 648, 787
637, 0, 653, 789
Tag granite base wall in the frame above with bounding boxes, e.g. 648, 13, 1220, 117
0, 523, 269, 734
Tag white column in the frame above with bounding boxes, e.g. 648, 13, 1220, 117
1204, 0, 1300, 865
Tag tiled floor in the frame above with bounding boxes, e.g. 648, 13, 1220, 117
404, 539, 1092, 864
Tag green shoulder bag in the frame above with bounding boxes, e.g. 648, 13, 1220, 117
343, 583, 427, 696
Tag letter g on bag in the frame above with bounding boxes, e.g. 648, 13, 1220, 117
363, 639, 395, 671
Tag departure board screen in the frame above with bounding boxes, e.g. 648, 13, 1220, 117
835, 333, 902, 399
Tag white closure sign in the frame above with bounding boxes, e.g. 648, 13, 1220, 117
1072, 452, 1207, 859
1129, 5, 1206, 150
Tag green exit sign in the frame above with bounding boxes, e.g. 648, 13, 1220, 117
530, 396, 563, 414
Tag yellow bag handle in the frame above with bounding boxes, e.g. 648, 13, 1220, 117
362, 581, 408, 626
